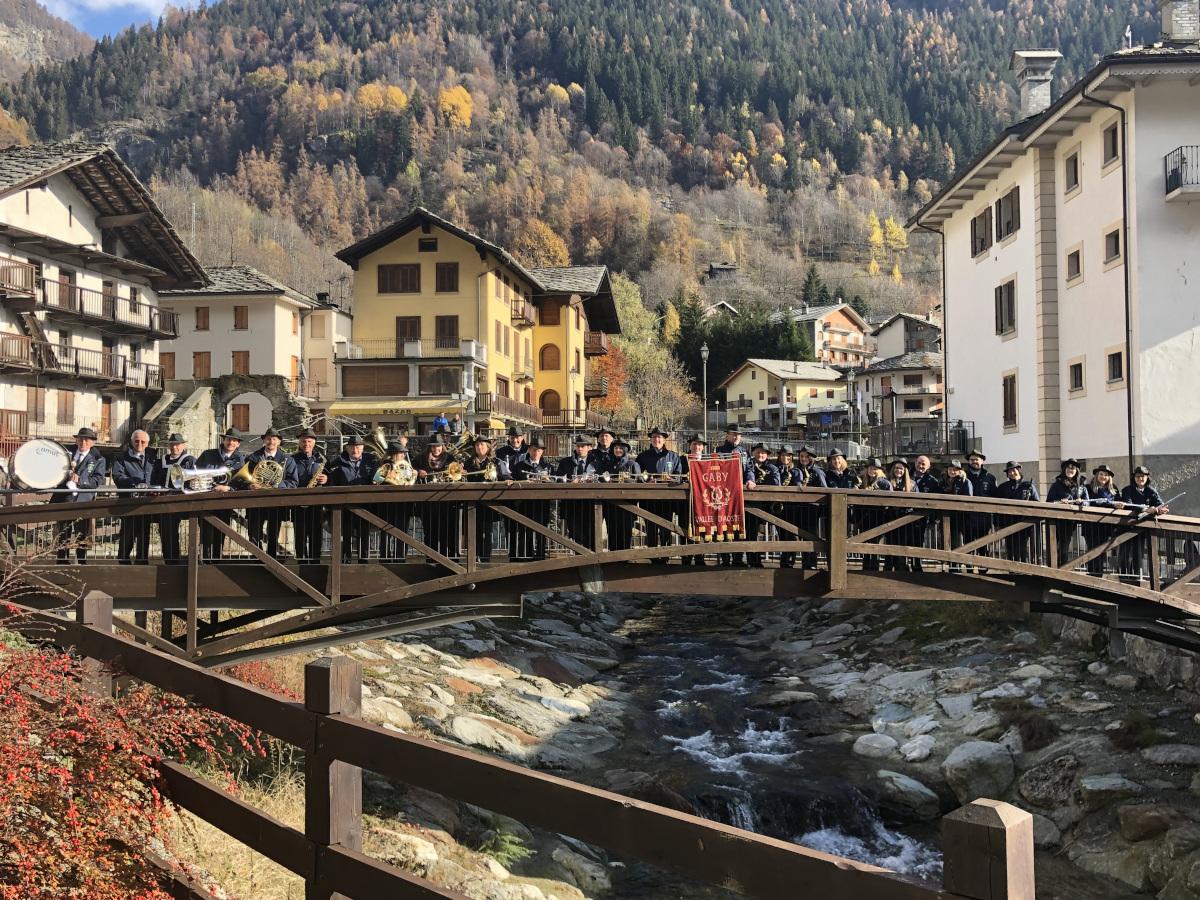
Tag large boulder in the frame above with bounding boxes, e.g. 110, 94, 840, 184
1142, 744, 1200, 767
853, 733, 899, 759
875, 770, 941, 821
1017, 754, 1079, 808
1080, 774, 1143, 810
941, 741, 1015, 804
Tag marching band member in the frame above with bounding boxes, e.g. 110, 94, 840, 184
587, 427, 617, 471
291, 428, 326, 564
775, 444, 802, 570
884, 458, 919, 572
245, 427, 298, 559
510, 436, 553, 561
794, 445, 827, 570
1084, 464, 1121, 577
326, 435, 375, 562
601, 438, 642, 555
993, 461, 1040, 563
1047, 458, 1089, 566
858, 457, 892, 572
743, 442, 780, 568
53, 426, 106, 564
635, 427, 683, 554
716, 424, 748, 460
937, 459, 974, 569
1120, 465, 1169, 578
463, 435, 509, 563
152, 432, 194, 565
196, 427, 245, 560
373, 440, 415, 561
824, 449, 859, 489
912, 456, 939, 493
557, 434, 598, 550
495, 425, 527, 470
964, 451, 997, 567
112, 429, 154, 565
679, 435, 707, 566
414, 435, 458, 560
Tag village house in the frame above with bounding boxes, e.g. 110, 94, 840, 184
330, 207, 620, 435
909, 4, 1200, 503
718, 358, 847, 429
0, 141, 205, 450
772, 303, 870, 367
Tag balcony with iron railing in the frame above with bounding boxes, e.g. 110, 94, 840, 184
1165, 146, 1200, 199
726, 398, 754, 410
583, 331, 610, 356
511, 301, 536, 329
6, 276, 179, 339
584, 374, 609, 398
335, 338, 487, 364
0, 333, 162, 391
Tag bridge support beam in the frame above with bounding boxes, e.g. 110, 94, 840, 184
1108, 606, 1127, 659
942, 799, 1035, 899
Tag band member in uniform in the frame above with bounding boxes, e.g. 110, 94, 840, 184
795, 446, 827, 570
244, 427, 298, 559
414, 435, 457, 560
964, 451, 997, 567
152, 433, 195, 565
495, 426, 527, 470
1120, 466, 1169, 578
53, 427, 107, 564
1084, 464, 1122, 577
510, 436, 553, 561
598, 438, 642, 555
912, 456, 939, 494
858, 458, 892, 572
1047, 458, 1089, 566
113, 429, 155, 565
372, 441, 415, 561
824, 449, 859, 489
326, 435, 375, 562
938, 459, 974, 569
463, 435, 509, 563
993, 461, 1040, 563
774, 445, 803, 570
679, 435, 708, 565
196, 427, 245, 560
716, 424, 749, 460
587, 427, 617, 471
557, 434, 598, 550
291, 428, 327, 564
636, 427, 683, 556
884, 459, 919, 572
743, 443, 780, 568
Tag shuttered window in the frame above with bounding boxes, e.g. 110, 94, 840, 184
57, 389, 74, 425
341, 365, 410, 396
1002, 374, 1018, 428
994, 280, 1016, 335
435, 316, 459, 349
233, 306, 249, 330
160, 352, 175, 380
193, 352, 211, 379
232, 351, 250, 375
994, 187, 1020, 240
27, 386, 45, 424
435, 262, 459, 293
378, 264, 420, 293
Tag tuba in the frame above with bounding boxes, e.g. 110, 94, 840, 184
231, 457, 286, 489
168, 464, 231, 493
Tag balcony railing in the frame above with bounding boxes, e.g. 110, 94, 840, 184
0, 334, 161, 391
869, 420, 976, 458
511, 301, 536, 328
584, 374, 609, 397
20, 277, 178, 338
1165, 146, 1200, 196
726, 399, 753, 410
584, 331, 610, 356
475, 392, 542, 424
0, 258, 36, 298
516, 360, 535, 382
335, 338, 487, 364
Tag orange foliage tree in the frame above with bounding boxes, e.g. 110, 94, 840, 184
587, 341, 630, 416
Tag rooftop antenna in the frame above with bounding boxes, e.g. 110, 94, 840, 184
1124, 24, 1134, 49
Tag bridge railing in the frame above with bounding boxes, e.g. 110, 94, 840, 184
2, 593, 1035, 900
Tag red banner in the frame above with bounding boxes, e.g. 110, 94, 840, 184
688, 457, 745, 541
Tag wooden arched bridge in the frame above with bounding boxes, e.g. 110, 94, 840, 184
3, 485, 1199, 667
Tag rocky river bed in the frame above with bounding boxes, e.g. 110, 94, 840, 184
327, 591, 1200, 899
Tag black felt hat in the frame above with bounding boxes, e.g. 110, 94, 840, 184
75, 427, 98, 440
166, 432, 186, 444
222, 427, 243, 441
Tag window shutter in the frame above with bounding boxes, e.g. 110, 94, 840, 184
1011, 187, 1020, 231
994, 285, 1002, 333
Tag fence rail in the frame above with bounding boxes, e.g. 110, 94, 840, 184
3, 594, 1035, 900
38, 277, 177, 337
1165, 145, 1200, 194
336, 338, 485, 362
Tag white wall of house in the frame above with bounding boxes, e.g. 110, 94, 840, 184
303, 307, 352, 403
943, 150, 1040, 464
160, 295, 304, 380
226, 391, 273, 438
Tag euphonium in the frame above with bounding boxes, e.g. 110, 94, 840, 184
366, 425, 390, 460
447, 431, 474, 462
168, 464, 231, 493
373, 457, 416, 485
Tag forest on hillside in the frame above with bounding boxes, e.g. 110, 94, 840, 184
0, 0, 1161, 422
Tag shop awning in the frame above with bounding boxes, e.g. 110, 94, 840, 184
325, 400, 455, 418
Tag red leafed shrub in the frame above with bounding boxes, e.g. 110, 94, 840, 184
0, 634, 264, 899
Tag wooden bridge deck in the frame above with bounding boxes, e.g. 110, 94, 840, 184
2, 485, 1199, 665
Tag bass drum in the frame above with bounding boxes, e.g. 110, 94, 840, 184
10, 439, 71, 491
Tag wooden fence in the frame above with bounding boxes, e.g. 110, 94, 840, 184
5, 593, 1035, 900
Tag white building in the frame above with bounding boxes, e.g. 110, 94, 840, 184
0, 142, 205, 450
871, 312, 942, 359
160, 266, 351, 434
908, 7, 1200, 507
773, 303, 870, 367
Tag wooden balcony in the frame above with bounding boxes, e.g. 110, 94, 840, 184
584, 331, 610, 356
0, 258, 36, 299
584, 374, 609, 398
540, 408, 610, 430
511, 301, 536, 329
11, 277, 178, 339
475, 392, 543, 425
0, 334, 162, 391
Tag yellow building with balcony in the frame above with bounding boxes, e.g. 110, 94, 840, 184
331, 208, 620, 434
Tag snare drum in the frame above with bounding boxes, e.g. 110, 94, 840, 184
10, 439, 71, 491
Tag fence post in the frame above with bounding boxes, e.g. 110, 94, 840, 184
942, 799, 1034, 900
305, 657, 362, 900
828, 493, 848, 591
75, 590, 113, 697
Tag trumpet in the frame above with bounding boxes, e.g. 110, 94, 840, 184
168, 464, 232, 494
425, 460, 465, 483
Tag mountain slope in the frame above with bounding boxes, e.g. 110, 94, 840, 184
0, 0, 91, 82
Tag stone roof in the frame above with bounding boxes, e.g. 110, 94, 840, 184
527, 266, 607, 295
0, 141, 108, 196
718, 358, 843, 389
161, 265, 314, 305
863, 351, 942, 373
871, 311, 942, 335
773, 302, 870, 330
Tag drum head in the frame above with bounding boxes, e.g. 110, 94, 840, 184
12, 439, 71, 490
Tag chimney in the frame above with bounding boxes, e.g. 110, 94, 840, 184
316, 291, 330, 306
1010, 49, 1063, 119
1161, 0, 1200, 44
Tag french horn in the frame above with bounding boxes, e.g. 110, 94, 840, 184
231, 457, 285, 488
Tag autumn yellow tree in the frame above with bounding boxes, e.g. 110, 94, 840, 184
865, 211, 884, 260
437, 85, 473, 130
883, 216, 908, 252
512, 219, 570, 267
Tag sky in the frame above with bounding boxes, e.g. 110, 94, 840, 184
42, 0, 177, 38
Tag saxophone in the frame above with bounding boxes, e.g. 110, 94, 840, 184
306, 449, 327, 488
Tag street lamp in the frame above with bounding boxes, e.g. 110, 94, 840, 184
700, 342, 710, 444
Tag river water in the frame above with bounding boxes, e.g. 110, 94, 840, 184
594, 596, 942, 897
